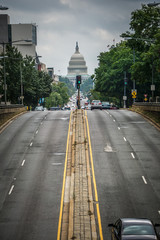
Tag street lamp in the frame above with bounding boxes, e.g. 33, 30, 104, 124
0, 5, 8, 10
147, 2, 160, 7
0, 39, 32, 104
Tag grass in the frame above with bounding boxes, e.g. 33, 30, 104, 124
131, 107, 160, 129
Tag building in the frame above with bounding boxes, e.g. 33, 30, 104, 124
47, 67, 59, 84
0, 14, 37, 58
11, 23, 37, 58
67, 42, 90, 86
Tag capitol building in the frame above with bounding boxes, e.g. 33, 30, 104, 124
67, 42, 90, 86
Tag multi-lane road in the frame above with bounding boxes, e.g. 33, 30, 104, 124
0, 109, 160, 239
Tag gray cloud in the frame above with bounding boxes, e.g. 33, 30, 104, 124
4, 0, 151, 75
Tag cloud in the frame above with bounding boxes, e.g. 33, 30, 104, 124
4, 0, 150, 75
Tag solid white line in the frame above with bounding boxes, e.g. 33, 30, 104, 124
9, 185, 14, 195
110, 115, 112, 117
36, 130, 38, 134
21, 159, 25, 166
158, 211, 160, 215
131, 152, 135, 159
142, 176, 147, 184
30, 142, 33, 147
123, 137, 127, 141
41, 122, 43, 125
113, 119, 115, 122
118, 127, 120, 130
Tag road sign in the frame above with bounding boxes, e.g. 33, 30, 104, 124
151, 85, 155, 91
132, 89, 137, 99
123, 96, 127, 100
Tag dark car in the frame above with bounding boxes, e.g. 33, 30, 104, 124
110, 104, 119, 109
101, 101, 110, 110
108, 218, 160, 240
50, 107, 61, 111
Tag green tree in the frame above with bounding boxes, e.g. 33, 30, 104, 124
94, 42, 134, 106
80, 77, 93, 96
59, 76, 75, 96
121, 4, 160, 100
121, 4, 160, 52
45, 82, 70, 108
0, 45, 23, 103
0, 45, 52, 106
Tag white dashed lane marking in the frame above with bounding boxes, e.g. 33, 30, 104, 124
8, 185, 14, 195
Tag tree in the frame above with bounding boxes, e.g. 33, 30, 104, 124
94, 42, 134, 106
80, 77, 93, 96
45, 82, 70, 108
121, 5, 160, 100
0, 45, 52, 106
59, 76, 75, 96
121, 4, 160, 52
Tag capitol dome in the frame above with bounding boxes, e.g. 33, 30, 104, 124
67, 42, 88, 75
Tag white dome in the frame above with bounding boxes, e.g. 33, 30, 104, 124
67, 42, 88, 75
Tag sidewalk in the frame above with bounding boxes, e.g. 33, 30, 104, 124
61, 109, 97, 240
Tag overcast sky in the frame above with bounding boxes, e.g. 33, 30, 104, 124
2, 0, 153, 75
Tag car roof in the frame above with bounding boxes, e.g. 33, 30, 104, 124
121, 218, 153, 226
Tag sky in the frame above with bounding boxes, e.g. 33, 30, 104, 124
1, 0, 154, 76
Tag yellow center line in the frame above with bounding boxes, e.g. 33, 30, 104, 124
85, 110, 104, 240
57, 111, 72, 240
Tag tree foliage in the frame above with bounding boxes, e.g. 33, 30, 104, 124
94, 4, 160, 105
45, 82, 69, 108
0, 45, 52, 106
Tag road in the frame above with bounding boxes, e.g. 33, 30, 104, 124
0, 110, 70, 240
0, 109, 160, 239
87, 109, 160, 239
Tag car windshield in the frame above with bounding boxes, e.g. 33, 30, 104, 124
102, 102, 110, 105
122, 224, 156, 235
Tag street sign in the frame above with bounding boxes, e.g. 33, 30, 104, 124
151, 85, 155, 91
123, 96, 127, 100
20, 96, 24, 99
132, 89, 137, 99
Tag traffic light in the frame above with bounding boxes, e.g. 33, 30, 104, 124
124, 78, 128, 85
76, 75, 81, 85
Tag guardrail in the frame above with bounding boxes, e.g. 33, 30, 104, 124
133, 102, 160, 112
0, 104, 26, 127
0, 104, 24, 109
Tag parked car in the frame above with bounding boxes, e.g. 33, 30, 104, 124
50, 107, 60, 111
101, 102, 111, 110
110, 104, 119, 109
35, 106, 44, 111
91, 100, 102, 110
108, 218, 160, 240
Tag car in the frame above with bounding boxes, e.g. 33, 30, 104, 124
35, 106, 44, 111
108, 218, 160, 240
110, 104, 119, 109
91, 100, 102, 110
50, 107, 60, 111
101, 101, 111, 110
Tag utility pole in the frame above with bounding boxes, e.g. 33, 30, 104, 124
123, 71, 127, 108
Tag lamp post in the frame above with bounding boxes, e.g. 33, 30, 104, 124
0, 39, 32, 104
0, 5, 8, 10
147, 2, 160, 7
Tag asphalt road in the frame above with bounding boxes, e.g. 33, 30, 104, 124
0, 110, 70, 240
0, 109, 160, 240
87, 109, 160, 239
